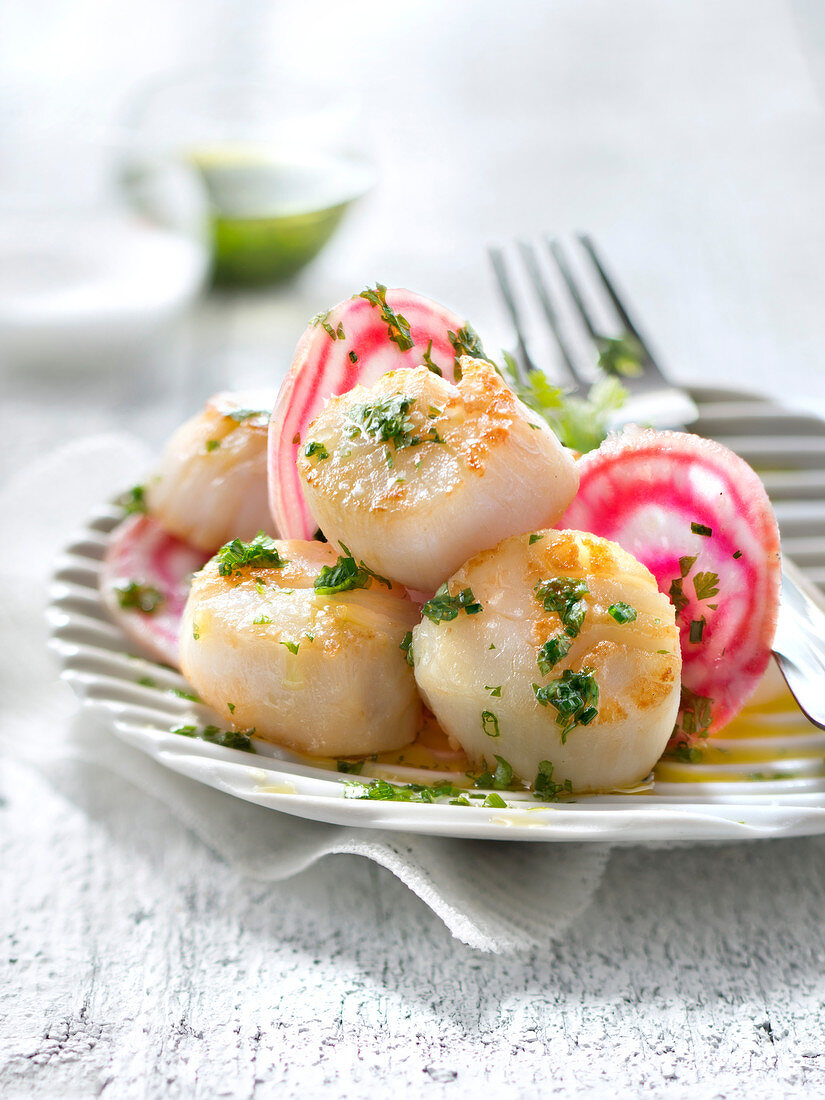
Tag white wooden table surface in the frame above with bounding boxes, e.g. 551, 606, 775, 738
3, 2, 825, 1096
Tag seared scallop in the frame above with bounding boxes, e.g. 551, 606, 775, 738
146, 390, 276, 553
180, 536, 422, 757
295, 358, 579, 592
411, 529, 681, 792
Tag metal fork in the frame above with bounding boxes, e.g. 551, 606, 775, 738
488, 232, 825, 728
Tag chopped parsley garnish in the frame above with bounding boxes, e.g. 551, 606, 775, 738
481, 710, 500, 738
252, 614, 272, 626
304, 441, 329, 461
484, 685, 502, 697
400, 631, 414, 666
447, 324, 490, 371
227, 702, 235, 714
348, 350, 358, 364
205, 439, 220, 452
533, 668, 599, 742
114, 580, 165, 614
501, 352, 628, 454
529, 533, 544, 545
169, 686, 201, 702
192, 623, 200, 640
689, 618, 706, 644
421, 584, 483, 623
537, 633, 573, 675
691, 522, 713, 537
472, 754, 515, 790
421, 339, 442, 375
693, 571, 720, 602
596, 333, 644, 378
280, 640, 300, 655
314, 543, 391, 595
358, 284, 414, 350
672, 686, 714, 742
217, 532, 286, 576
674, 744, 703, 763
346, 394, 421, 451
336, 759, 364, 774
116, 484, 147, 515
534, 576, 589, 637
733, 549, 742, 559
344, 778, 466, 802
483, 793, 507, 809
137, 675, 157, 688
533, 760, 573, 802
171, 724, 255, 753
608, 602, 637, 624
679, 555, 698, 577
310, 309, 345, 341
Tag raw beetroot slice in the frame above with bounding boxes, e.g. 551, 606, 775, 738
561, 428, 781, 745
269, 285, 473, 539
100, 514, 208, 668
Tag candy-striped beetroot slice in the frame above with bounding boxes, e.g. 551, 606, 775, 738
269, 286, 473, 539
100, 514, 208, 668
561, 428, 781, 744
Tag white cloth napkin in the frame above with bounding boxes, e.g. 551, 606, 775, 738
0, 435, 612, 954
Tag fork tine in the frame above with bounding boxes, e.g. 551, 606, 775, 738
515, 240, 585, 389
577, 233, 666, 382
546, 237, 601, 342
487, 246, 536, 384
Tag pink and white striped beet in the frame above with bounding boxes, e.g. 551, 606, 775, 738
268, 287, 469, 540
100, 515, 208, 668
561, 428, 781, 743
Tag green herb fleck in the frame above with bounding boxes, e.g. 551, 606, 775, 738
137, 675, 157, 688
314, 543, 391, 595
421, 584, 483, 623
304, 441, 329, 461
116, 484, 147, 515
485, 685, 502, 697
205, 439, 221, 452
310, 309, 345, 341
447, 324, 490, 372
691, 522, 713, 537
348, 350, 358, 364
608, 601, 637, 624
533, 668, 599, 742
171, 723, 255, 753
693, 571, 720, 602
483, 792, 507, 809
217, 532, 286, 576
280, 640, 300, 655
529, 533, 544, 545
674, 744, 703, 763
400, 631, 414, 666
596, 333, 644, 378
537, 633, 573, 675
733, 549, 742, 560
344, 778, 467, 803
421, 338, 442, 375
534, 576, 589, 637
473, 754, 515, 790
227, 702, 235, 714
337, 759, 364, 774
192, 623, 200, 640
481, 710, 500, 738
252, 614, 272, 626
226, 408, 269, 423
358, 284, 414, 350
689, 618, 706, 644
673, 686, 714, 743
533, 759, 573, 802
346, 394, 421, 452
115, 580, 165, 614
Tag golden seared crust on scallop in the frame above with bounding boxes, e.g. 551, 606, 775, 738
180, 538, 422, 758
411, 528, 682, 793
146, 390, 276, 553
296, 358, 579, 591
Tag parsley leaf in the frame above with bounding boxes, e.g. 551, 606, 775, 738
116, 484, 147, 515
533, 668, 599, 742
533, 759, 573, 802
114, 580, 165, 614
217, 532, 287, 576
596, 333, 644, 378
689, 618, 706, 643
400, 631, 414, 666
172, 723, 255, 753
481, 710, 500, 738
693, 571, 720, 602
529, 533, 544, 545
358, 284, 414, 350
483, 792, 507, 809
672, 686, 714, 743
346, 395, 420, 451
310, 309, 345, 341
534, 576, 589, 637
421, 584, 483, 623
473, 754, 515, 790
537, 633, 573, 675
447, 324, 491, 374
421, 338, 442, 375
314, 543, 391, 595
304, 441, 329, 461
484, 685, 502, 697
608, 601, 637, 624
691, 522, 713, 537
